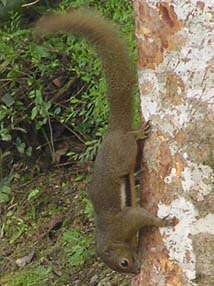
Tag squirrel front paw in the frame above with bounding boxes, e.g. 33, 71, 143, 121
129, 120, 151, 140
162, 216, 179, 227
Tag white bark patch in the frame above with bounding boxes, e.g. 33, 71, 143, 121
137, 1, 213, 284
158, 200, 214, 281
158, 197, 198, 281
191, 213, 214, 235
181, 161, 213, 200
159, 104, 191, 131
140, 1, 214, 118
138, 70, 160, 121
187, 88, 214, 104
146, 1, 213, 21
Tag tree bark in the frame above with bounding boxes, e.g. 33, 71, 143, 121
132, 1, 214, 286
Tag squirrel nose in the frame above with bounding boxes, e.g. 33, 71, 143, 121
133, 264, 141, 274
136, 260, 142, 273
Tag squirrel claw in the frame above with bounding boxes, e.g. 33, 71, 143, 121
130, 121, 151, 140
162, 216, 179, 227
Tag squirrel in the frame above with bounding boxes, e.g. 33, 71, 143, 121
35, 9, 173, 274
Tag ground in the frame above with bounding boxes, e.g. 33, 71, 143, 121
0, 2, 137, 284
0, 167, 131, 286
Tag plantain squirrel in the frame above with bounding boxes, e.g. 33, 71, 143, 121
36, 9, 173, 274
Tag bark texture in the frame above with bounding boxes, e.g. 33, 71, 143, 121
132, 1, 214, 286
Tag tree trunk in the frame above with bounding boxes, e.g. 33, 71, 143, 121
132, 1, 214, 285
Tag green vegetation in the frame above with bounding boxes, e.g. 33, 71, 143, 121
0, 1, 138, 285
1, 266, 52, 286
63, 229, 95, 267
0, 172, 131, 285
0, 0, 139, 179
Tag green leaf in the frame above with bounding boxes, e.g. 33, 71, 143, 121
1, 0, 7, 7
16, 137, 26, 154
1, 131, 11, 142
1, 185, 11, 194
3, 134, 12, 141
54, 107, 61, 115
0, 184, 11, 203
31, 106, 38, 120
17, 143, 25, 154
1, 93, 15, 107
27, 188, 40, 201
26, 146, 32, 157
0, 192, 10, 203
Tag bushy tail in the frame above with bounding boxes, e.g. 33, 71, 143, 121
36, 8, 136, 131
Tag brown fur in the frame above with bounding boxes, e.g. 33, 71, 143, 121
36, 9, 173, 274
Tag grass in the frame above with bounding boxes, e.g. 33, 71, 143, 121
0, 170, 131, 285
0, 1, 138, 285
0, 0, 139, 178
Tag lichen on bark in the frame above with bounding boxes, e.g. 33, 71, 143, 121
133, 1, 214, 285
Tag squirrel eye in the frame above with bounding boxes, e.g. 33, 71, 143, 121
119, 258, 129, 268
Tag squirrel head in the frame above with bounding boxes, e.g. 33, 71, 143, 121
97, 242, 140, 274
